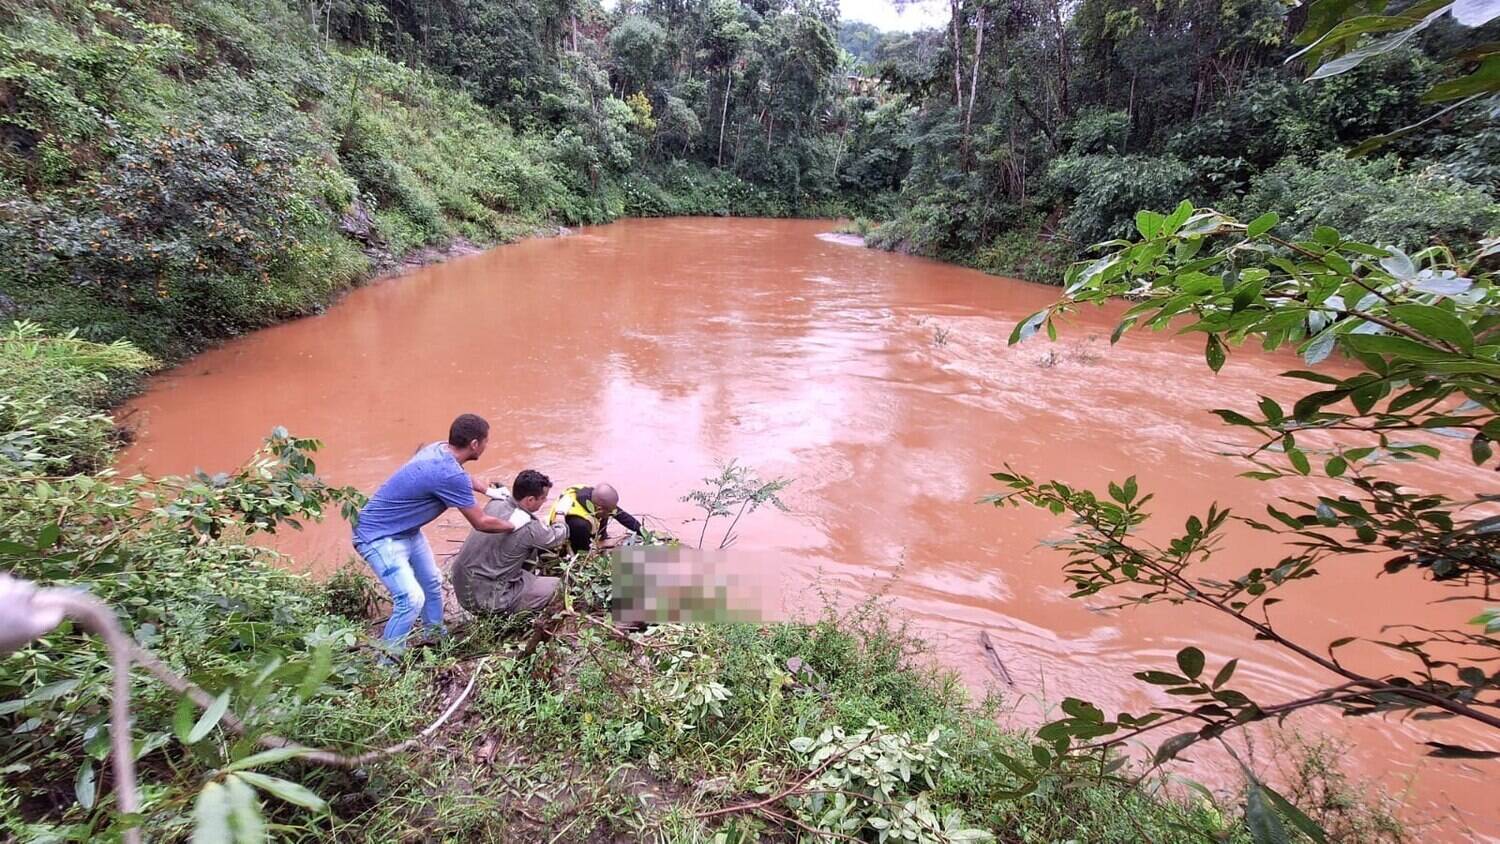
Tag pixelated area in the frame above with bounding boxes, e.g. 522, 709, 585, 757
611, 546, 771, 624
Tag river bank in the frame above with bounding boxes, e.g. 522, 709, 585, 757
0, 319, 1271, 842
107, 217, 1470, 841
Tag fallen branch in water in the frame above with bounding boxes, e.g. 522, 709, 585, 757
980, 629, 1016, 687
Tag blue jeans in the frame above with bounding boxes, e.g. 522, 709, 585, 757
355, 530, 445, 649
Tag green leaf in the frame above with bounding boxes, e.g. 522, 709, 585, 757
187, 692, 231, 745
1259, 783, 1329, 843
1287, 449, 1311, 476
1388, 304, 1474, 353
222, 746, 311, 773
36, 524, 61, 549
1344, 332, 1460, 363
1246, 783, 1291, 844
1425, 55, 1500, 101
1136, 210, 1165, 239
1315, 502, 1338, 526
1211, 658, 1238, 690
1010, 311, 1046, 345
1163, 200, 1193, 235
1257, 397, 1284, 425
1306, 8, 1444, 81
1246, 212, 1279, 238
1325, 456, 1347, 477
1206, 335, 1226, 373
27, 678, 81, 703
1214, 409, 1259, 426
298, 644, 332, 701
1301, 330, 1336, 365
225, 775, 267, 843
1154, 732, 1200, 764
235, 771, 327, 812
74, 761, 96, 810
1176, 647, 1205, 679
192, 782, 232, 844
1472, 435, 1493, 465
1061, 698, 1105, 723
174, 695, 199, 744
1137, 671, 1190, 685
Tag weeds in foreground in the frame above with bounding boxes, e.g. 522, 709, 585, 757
0, 329, 1411, 842
1268, 733, 1414, 843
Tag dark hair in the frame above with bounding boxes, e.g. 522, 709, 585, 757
513, 469, 552, 500
448, 413, 490, 447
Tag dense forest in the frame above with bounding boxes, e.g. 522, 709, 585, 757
2, 0, 1499, 841
2, 0, 1494, 357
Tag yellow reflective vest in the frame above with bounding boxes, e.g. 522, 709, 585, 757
546, 485, 599, 535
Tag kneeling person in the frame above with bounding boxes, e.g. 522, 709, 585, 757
451, 470, 569, 615
548, 482, 642, 554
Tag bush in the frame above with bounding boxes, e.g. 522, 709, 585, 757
0, 321, 154, 473
1063, 108, 1130, 154
1046, 153, 1196, 244
1236, 152, 1500, 249
974, 214, 1074, 285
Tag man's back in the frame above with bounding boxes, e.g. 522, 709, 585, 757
354, 442, 473, 544
451, 494, 566, 613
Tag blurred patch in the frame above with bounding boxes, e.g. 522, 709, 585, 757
612, 546, 773, 624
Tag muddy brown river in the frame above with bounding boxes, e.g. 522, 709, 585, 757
120, 218, 1496, 839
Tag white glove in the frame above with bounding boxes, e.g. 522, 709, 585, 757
486, 485, 510, 500
508, 508, 533, 528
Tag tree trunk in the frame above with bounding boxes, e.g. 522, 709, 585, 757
1050, 0, 1070, 119
949, 0, 965, 112
964, 5, 986, 154
717, 71, 732, 168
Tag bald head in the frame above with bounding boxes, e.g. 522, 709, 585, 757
593, 483, 620, 510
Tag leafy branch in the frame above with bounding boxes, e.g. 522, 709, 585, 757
994, 206, 1500, 840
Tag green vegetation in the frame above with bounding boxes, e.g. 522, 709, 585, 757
4, 0, 1493, 351
0, 0, 861, 359
846, 0, 1498, 282
994, 208, 1497, 840
1, 0, 1497, 840
0, 330, 1265, 842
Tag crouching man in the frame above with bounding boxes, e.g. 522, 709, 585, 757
451, 469, 569, 616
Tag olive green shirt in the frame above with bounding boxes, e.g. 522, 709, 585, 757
450, 494, 568, 613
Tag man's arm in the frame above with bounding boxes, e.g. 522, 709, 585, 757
612, 508, 642, 534
458, 503, 514, 533
527, 519, 570, 551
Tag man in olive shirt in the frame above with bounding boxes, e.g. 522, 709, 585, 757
451, 469, 569, 615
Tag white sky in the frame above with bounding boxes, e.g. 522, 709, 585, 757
840, 0, 948, 31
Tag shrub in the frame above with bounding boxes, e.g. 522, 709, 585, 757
0, 321, 154, 473
974, 215, 1074, 285
1063, 108, 1130, 154
1045, 153, 1196, 244
1235, 152, 1500, 250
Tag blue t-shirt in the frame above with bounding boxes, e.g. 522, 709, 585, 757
353, 442, 475, 543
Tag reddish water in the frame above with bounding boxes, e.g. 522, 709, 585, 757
120, 218, 1496, 838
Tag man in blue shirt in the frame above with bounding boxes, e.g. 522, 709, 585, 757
353, 413, 514, 652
